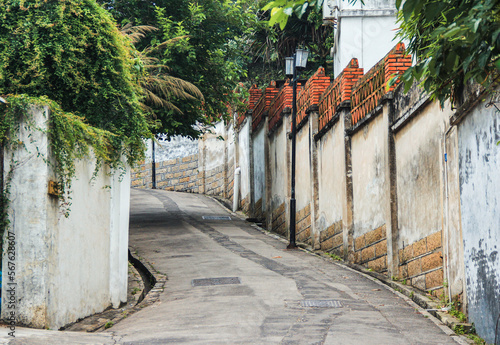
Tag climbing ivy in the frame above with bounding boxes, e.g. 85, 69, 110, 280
0, 0, 154, 253
0, 0, 150, 152
2, 94, 127, 210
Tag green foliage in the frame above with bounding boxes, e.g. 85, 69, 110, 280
247, 2, 334, 84
2, 95, 126, 215
0, 0, 150, 151
396, 0, 500, 105
467, 333, 486, 345
150, 0, 255, 136
453, 324, 465, 335
327, 252, 342, 261
449, 301, 467, 323
99, 0, 257, 138
261, 0, 326, 30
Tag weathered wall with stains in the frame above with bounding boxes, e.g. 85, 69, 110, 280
130, 121, 237, 203
392, 98, 451, 296
315, 115, 347, 254
394, 101, 447, 246
252, 119, 266, 218
294, 120, 313, 245
458, 101, 500, 344
268, 117, 289, 237
1, 106, 130, 329
237, 118, 252, 213
351, 112, 387, 237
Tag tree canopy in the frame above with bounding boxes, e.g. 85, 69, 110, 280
98, 0, 333, 136
262, 0, 500, 105
247, 0, 333, 84
99, 0, 258, 138
0, 0, 149, 148
396, 0, 500, 105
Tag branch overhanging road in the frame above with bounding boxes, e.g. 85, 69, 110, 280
110, 189, 462, 345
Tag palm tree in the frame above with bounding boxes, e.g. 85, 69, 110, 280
121, 24, 204, 117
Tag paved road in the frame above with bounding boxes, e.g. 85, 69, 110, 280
0, 189, 463, 344
113, 189, 461, 345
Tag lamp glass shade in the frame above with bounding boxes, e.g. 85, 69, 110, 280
285, 57, 294, 76
295, 49, 309, 69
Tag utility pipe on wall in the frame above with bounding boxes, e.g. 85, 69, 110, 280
233, 167, 241, 212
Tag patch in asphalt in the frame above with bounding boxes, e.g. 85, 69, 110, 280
202, 215, 232, 220
300, 300, 344, 308
192, 277, 241, 286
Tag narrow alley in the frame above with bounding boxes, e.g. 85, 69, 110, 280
2, 189, 465, 344
115, 189, 464, 344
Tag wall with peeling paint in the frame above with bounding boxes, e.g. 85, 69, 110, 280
351, 111, 387, 238
394, 101, 449, 246
252, 121, 266, 217
315, 114, 348, 252
1, 106, 130, 329
237, 118, 252, 212
458, 102, 500, 344
295, 122, 312, 213
268, 115, 290, 236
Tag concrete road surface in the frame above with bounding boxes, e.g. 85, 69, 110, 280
0, 189, 464, 344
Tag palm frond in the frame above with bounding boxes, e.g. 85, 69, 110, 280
120, 24, 204, 115
121, 24, 159, 44
144, 36, 190, 54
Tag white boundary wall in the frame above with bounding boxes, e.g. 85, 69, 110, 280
1, 105, 130, 329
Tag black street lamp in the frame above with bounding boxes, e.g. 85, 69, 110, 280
285, 48, 309, 250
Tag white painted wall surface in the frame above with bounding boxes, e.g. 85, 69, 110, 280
1, 106, 130, 329
145, 135, 199, 163
295, 123, 311, 212
395, 101, 449, 246
238, 119, 251, 200
458, 102, 500, 344
252, 124, 266, 206
204, 122, 226, 172
329, 0, 398, 78
2, 105, 52, 328
317, 121, 346, 231
269, 124, 288, 210
109, 164, 131, 307
351, 114, 387, 237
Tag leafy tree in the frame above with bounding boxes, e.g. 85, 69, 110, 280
0, 0, 150, 162
261, 0, 326, 29
396, 0, 500, 105
121, 24, 205, 126
262, 0, 500, 105
247, 2, 333, 84
100, 0, 258, 138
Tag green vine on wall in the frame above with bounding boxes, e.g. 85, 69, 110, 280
0, 0, 153, 255
0, 94, 142, 251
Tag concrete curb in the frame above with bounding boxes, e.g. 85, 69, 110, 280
125, 249, 168, 314
207, 195, 473, 345
61, 250, 168, 333
97, 250, 167, 332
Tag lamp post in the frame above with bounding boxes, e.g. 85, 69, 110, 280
152, 137, 157, 189
285, 48, 309, 249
